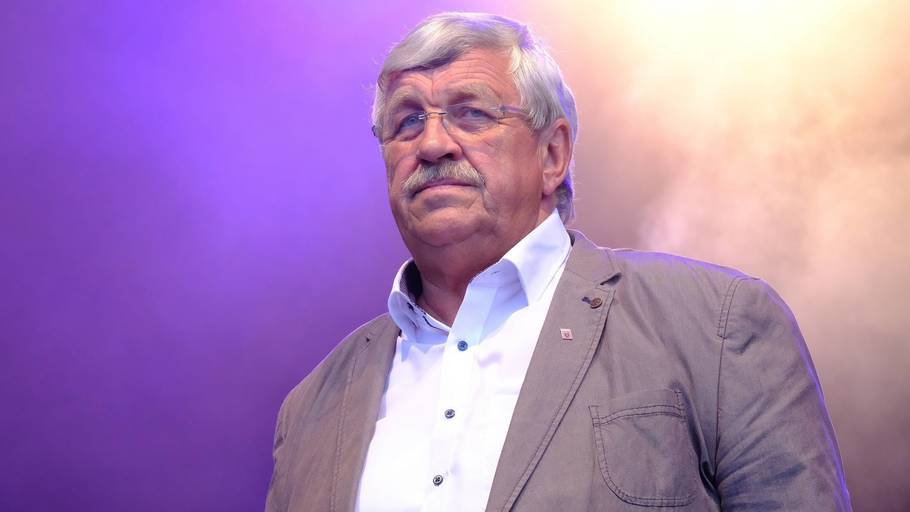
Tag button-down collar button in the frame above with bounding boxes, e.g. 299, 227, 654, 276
444, 409, 455, 419
432, 474, 444, 486
589, 296, 604, 309
457, 340, 468, 351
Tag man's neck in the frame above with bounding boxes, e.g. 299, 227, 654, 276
408, 209, 555, 326
412, 238, 507, 326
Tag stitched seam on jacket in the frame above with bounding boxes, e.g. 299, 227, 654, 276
598, 409, 685, 424
596, 400, 685, 423
713, 277, 746, 476
330, 341, 361, 512
717, 277, 745, 339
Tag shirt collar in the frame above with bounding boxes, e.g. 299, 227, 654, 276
501, 210, 571, 303
388, 210, 570, 341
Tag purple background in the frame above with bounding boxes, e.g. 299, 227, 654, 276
3, 1, 908, 510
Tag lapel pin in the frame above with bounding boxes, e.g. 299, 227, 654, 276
583, 296, 604, 309
560, 328, 573, 340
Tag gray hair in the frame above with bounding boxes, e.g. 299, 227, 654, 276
372, 12, 578, 224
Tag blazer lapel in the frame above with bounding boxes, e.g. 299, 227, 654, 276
330, 316, 399, 512
485, 231, 620, 511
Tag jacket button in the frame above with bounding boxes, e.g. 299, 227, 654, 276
444, 409, 455, 419
589, 297, 603, 309
457, 340, 468, 351
432, 474, 444, 486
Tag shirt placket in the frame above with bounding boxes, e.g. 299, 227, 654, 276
422, 279, 497, 511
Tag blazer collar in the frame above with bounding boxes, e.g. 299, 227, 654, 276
564, 229, 622, 285
330, 316, 399, 512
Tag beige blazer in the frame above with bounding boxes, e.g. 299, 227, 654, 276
265, 231, 851, 511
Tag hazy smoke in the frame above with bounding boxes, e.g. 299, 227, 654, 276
526, 1, 910, 509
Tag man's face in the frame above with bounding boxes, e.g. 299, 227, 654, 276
381, 48, 548, 252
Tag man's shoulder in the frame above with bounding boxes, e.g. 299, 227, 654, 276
580, 239, 764, 321
569, 230, 753, 290
593, 245, 793, 339
610, 247, 752, 286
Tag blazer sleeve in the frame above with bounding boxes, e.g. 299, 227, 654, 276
264, 389, 293, 512
714, 277, 851, 510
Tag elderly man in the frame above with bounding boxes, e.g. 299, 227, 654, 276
266, 12, 850, 512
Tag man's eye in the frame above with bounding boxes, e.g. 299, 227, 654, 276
397, 113, 424, 132
452, 105, 492, 120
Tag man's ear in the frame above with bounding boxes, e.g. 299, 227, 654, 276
537, 118, 573, 196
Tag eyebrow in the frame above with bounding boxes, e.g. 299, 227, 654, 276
384, 95, 423, 117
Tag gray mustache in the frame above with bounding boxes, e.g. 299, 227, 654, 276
401, 160, 486, 196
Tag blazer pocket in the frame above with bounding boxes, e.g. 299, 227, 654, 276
589, 388, 698, 507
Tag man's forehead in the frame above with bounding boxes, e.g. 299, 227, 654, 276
386, 82, 501, 109
383, 49, 517, 108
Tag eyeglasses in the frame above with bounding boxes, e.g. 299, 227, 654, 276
372, 102, 528, 144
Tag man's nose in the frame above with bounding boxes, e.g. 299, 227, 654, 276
416, 114, 463, 163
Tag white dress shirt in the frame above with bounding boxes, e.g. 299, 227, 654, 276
356, 211, 571, 512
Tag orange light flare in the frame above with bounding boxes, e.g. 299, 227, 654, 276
525, 0, 909, 265
580, 0, 906, 154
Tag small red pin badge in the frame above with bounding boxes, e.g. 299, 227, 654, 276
560, 328, 573, 340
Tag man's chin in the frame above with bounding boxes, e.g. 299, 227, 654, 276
403, 210, 487, 248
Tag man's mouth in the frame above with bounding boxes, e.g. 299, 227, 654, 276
411, 178, 474, 196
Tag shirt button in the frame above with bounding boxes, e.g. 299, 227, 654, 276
432, 474, 444, 486
457, 340, 468, 351
444, 409, 455, 419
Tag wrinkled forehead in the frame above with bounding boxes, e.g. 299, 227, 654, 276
382, 48, 518, 111
384, 83, 502, 114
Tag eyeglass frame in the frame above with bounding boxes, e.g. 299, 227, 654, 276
371, 102, 530, 145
